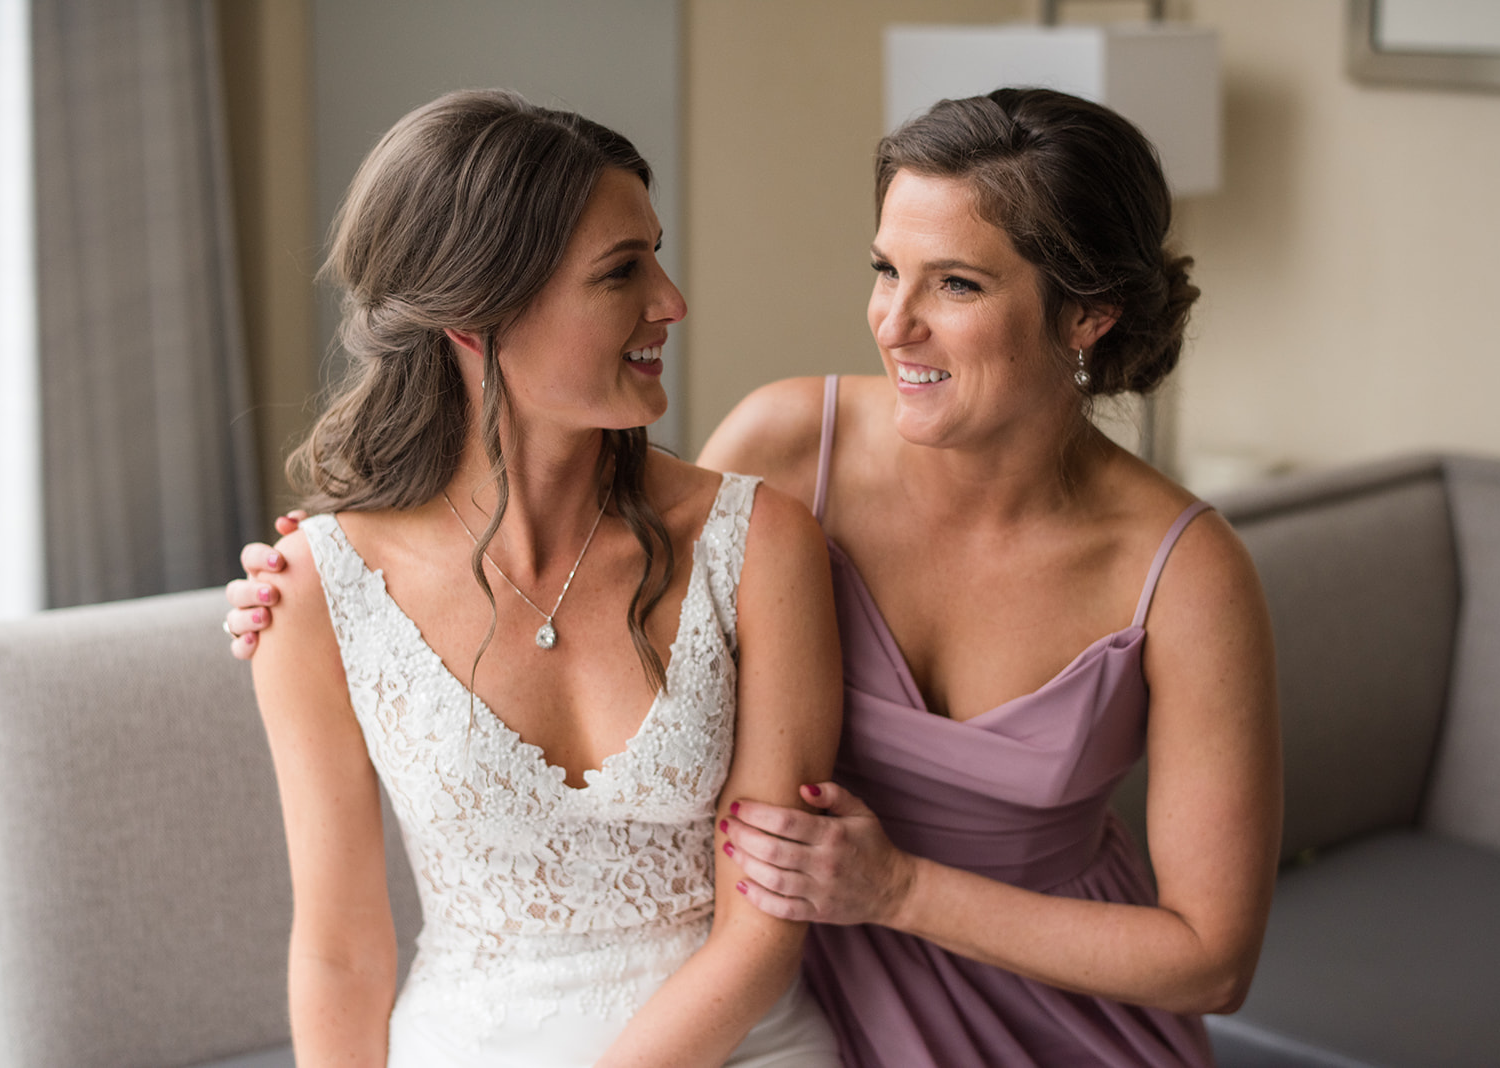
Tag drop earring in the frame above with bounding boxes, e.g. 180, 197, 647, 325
1073, 348, 1090, 389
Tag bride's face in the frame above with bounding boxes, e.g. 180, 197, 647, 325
495, 168, 686, 434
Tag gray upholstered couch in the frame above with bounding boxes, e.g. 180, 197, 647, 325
0, 588, 421, 1068
1, 453, 1496, 1066
1116, 453, 1500, 1068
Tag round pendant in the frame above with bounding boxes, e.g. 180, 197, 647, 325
535, 621, 557, 649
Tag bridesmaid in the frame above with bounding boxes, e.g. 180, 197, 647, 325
702, 90, 1280, 1067
230, 89, 1280, 1066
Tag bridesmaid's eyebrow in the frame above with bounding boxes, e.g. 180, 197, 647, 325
869, 243, 997, 278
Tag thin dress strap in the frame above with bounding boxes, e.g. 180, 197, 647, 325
811, 374, 839, 524
1131, 499, 1214, 628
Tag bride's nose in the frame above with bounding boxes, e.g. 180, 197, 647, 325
647, 263, 687, 324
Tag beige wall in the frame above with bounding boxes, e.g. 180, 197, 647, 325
682, 0, 1500, 479
1179, 0, 1500, 480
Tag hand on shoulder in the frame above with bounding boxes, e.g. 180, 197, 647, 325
249, 526, 335, 663
225, 513, 305, 659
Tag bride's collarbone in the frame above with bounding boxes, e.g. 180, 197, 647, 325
343, 471, 725, 772
358, 536, 678, 740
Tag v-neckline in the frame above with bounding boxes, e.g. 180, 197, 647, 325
824, 534, 1143, 727
324, 474, 734, 793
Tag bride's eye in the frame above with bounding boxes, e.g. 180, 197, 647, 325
603, 260, 639, 282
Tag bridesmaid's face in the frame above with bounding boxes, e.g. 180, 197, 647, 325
867, 170, 1077, 452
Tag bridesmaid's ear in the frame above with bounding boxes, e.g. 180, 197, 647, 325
1062, 302, 1119, 352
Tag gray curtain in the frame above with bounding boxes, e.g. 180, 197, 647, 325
34, 0, 260, 608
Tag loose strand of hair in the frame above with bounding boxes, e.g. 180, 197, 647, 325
463, 339, 509, 738
607, 428, 672, 693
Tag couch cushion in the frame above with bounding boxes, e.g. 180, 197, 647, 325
0, 590, 420, 1067
1220, 830, 1500, 1067
0, 590, 291, 1067
197, 1046, 294, 1068
1206, 1014, 1382, 1068
1217, 457, 1458, 859
1422, 456, 1500, 852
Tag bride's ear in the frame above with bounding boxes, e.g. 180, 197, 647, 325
444, 328, 486, 358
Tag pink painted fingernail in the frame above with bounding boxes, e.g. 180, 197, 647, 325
266, 551, 281, 568
729, 801, 740, 816
735, 881, 748, 895
258, 586, 273, 603
244, 632, 256, 645
805, 784, 822, 797
723, 842, 735, 857
718, 819, 728, 833
251, 610, 264, 625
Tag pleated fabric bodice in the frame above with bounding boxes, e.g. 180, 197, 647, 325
803, 375, 1216, 1068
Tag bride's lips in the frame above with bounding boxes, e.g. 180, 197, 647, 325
624, 344, 664, 377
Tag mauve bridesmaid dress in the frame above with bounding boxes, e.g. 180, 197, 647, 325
802, 375, 1216, 1068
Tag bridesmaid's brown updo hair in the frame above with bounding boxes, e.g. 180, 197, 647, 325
875, 88, 1199, 396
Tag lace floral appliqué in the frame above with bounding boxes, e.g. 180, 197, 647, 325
301, 473, 760, 1047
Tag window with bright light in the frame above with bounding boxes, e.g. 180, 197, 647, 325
0, 0, 43, 619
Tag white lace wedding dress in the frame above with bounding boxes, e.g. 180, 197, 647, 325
301, 473, 838, 1067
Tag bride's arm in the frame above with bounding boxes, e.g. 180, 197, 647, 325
595, 485, 842, 1068
252, 530, 398, 1066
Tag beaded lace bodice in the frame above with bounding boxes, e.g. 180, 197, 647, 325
301, 473, 760, 1041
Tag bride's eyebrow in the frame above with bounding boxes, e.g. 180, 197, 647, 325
593, 231, 664, 264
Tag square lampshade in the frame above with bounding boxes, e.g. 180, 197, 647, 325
885, 23, 1222, 197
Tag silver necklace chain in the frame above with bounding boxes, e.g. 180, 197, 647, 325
441, 487, 611, 650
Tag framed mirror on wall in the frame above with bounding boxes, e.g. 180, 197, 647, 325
1348, 0, 1500, 91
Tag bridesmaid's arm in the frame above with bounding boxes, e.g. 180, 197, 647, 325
725, 511, 1281, 1016
596, 486, 842, 1067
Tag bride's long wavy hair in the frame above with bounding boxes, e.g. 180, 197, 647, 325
287, 89, 673, 690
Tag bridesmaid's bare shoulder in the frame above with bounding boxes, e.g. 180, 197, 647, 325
695, 376, 830, 510
829, 374, 897, 449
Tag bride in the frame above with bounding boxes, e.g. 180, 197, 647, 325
248, 89, 842, 1067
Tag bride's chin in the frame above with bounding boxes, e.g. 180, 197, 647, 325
604, 397, 669, 433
